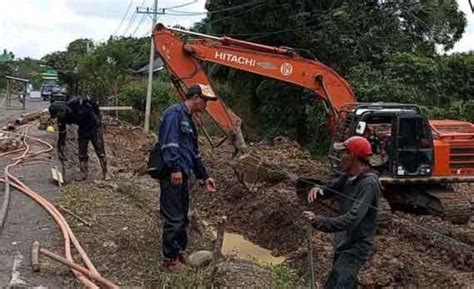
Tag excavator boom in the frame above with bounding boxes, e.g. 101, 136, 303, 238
152, 24, 356, 149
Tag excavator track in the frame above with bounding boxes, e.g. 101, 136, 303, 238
384, 184, 472, 224
425, 190, 472, 224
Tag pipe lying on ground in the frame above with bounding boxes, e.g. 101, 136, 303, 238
30, 240, 118, 289
0, 126, 112, 288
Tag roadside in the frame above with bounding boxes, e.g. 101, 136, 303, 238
2, 97, 472, 288
0, 93, 75, 287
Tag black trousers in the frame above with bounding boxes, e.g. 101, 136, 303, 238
159, 175, 189, 259
324, 249, 366, 289
78, 127, 106, 162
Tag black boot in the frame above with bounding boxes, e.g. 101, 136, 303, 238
99, 157, 108, 180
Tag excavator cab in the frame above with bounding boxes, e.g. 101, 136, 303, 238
331, 103, 434, 178
392, 114, 434, 177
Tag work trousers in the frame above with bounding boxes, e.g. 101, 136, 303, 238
78, 127, 106, 162
324, 249, 366, 289
159, 175, 189, 259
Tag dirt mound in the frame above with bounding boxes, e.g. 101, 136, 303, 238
104, 119, 155, 174
196, 139, 474, 288
195, 139, 335, 254
57, 120, 473, 288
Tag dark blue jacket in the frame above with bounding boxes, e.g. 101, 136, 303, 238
158, 103, 209, 180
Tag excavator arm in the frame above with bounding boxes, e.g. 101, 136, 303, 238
152, 24, 357, 150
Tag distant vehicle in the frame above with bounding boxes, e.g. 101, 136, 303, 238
50, 86, 70, 103
40, 83, 59, 101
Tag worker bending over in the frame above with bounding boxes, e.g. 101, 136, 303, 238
48, 97, 107, 180
303, 136, 381, 289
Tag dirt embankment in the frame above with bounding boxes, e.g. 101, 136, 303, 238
195, 137, 474, 288
59, 120, 473, 288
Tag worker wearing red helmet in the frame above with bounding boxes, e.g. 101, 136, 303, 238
303, 136, 381, 289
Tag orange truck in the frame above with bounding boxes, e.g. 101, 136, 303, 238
152, 24, 473, 223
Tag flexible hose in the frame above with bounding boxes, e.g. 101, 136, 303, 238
0, 128, 109, 287
39, 247, 118, 289
0, 177, 99, 288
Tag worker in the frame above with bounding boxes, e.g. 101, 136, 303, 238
302, 136, 381, 289
48, 97, 107, 181
158, 84, 217, 272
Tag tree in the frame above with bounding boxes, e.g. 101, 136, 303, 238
192, 0, 469, 151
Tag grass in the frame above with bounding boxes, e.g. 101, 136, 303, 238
57, 177, 302, 288
272, 264, 302, 289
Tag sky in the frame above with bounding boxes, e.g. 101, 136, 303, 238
0, 0, 473, 59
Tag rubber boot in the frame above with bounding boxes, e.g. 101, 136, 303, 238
160, 258, 186, 273
79, 161, 88, 181
99, 157, 108, 180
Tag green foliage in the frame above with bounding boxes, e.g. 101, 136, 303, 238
36, 0, 472, 154
348, 52, 474, 120
191, 0, 471, 153
42, 36, 149, 101
0, 62, 13, 90
272, 264, 301, 289
117, 72, 179, 128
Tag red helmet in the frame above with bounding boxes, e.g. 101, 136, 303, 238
333, 136, 372, 159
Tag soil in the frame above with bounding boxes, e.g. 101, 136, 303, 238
194, 137, 474, 288
19, 116, 472, 288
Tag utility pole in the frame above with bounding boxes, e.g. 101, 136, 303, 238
143, 0, 158, 133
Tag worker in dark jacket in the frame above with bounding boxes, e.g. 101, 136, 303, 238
48, 97, 107, 180
158, 84, 217, 272
302, 136, 381, 289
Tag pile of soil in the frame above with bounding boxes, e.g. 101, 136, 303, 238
195, 137, 474, 288
57, 120, 473, 288
104, 119, 155, 174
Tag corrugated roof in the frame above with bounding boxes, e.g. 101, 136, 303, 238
136, 58, 164, 74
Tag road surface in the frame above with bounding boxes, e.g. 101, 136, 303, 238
0, 93, 75, 288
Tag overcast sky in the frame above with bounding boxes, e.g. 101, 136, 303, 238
0, 0, 473, 59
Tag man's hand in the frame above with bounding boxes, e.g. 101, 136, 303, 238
171, 172, 183, 186
205, 177, 216, 192
302, 211, 317, 223
307, 186, 321, 204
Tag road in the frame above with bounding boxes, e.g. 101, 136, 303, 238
0, 92, 75, 288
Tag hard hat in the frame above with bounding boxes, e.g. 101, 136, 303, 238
186, 84, 218, 101
47, 125, 55, 132
333, 136, 372, 159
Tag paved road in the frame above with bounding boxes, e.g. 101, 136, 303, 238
0, 93, 75, 288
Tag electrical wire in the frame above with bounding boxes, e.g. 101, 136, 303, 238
161, 0, 198, 10
123, 0, 147, 36
131, 10, 148, 36
166, 0, 264, 15
114, 0, 134, 36
204, 3, 266, 26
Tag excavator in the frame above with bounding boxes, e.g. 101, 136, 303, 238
152, 24, 474, 223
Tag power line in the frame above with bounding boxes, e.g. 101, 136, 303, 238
123, 0, 147, 36
167, 0, 264, 15
114, 0, 134, 36
205, 3, 265, 26
161, 0, 198, 10
131, 10, 148, 36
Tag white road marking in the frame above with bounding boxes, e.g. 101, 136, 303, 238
9, 251, 26, 286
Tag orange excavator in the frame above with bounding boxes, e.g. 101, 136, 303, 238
152, 24, 474, 223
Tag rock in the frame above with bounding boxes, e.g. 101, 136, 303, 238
468, 216, 474, 229
186, 250, 213, 267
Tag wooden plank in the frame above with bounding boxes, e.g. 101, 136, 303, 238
99, 106, 133, 111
